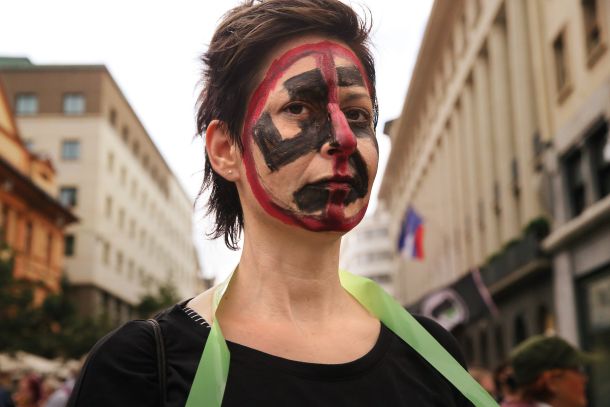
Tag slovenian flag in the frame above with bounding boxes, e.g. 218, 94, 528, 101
397, 207, 424, 260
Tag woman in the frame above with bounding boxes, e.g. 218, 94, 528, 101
68, 1, 488, 405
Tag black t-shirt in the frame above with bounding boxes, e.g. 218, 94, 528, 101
68, 302, 472, 406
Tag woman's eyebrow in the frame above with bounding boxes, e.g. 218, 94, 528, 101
337, 66, 364, 87
283, 69, 327, 99
341, 92, 371, 104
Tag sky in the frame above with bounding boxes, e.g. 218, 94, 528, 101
0, 0, 433, 282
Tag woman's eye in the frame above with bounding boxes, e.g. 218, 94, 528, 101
284, 103, 309, 116
344, 109, 370, 125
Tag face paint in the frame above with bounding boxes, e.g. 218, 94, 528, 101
242, 41, 378, 232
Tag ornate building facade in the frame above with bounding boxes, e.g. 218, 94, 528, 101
0, 76, 77, 304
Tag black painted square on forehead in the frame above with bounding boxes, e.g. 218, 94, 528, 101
282, 66, 366, 100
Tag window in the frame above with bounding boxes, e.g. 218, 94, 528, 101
118, 208, 125, 229
494, 325, 505, 361
109, 109, 117, 127
582, 0, 604, 60
116, 251, 124, 273
61, 140, 80, 160
63, 93, 86, 114
479, 330, 489, 367
588, 120, 610, 199
64, 234, 75, 256
25, 222, 33, 254
24, 140, 34, 152
105, 196, 113, 218
131, 180, 137, 197
107, 152, 114, 172
46, 232, 53, 264
553, 30, 571, 98
129, 219, 135, 238
1, 205, 9, 241
15, 93, 38, 115
102, 241, 110, 264
564, 149, 586, 217
128, 259, 134, 280
513, 314, 528, 346
120, 166, 126, 186
121, 126, 129, 142
59, 187, 78, 207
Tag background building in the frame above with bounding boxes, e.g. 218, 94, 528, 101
379, 1, 609, 404
340, 209, 395, 296
0, 76, 76, 304
0, 58, 202, 323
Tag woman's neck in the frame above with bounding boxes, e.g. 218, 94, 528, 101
220, 221, 355, 325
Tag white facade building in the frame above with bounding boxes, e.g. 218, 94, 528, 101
340, 210, 396, 296
0, 59, 202, 322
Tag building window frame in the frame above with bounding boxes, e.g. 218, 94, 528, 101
563, 148, 587, 218
581, 0, 607, 67
586, 118, 610, 200
62, 93, 86, 115
15, 93, 38, 115
64, 234, 75, 256
61, 140, 81, 160
552, 28, 572, 103
59, 186, 78, 207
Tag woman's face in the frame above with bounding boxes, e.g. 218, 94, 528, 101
240, 37, 378, 233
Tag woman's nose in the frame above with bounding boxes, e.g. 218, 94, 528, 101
321, 103, 356, 157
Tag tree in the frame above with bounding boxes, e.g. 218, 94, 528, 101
135, 281, 180, 318
0, 240, 114, 359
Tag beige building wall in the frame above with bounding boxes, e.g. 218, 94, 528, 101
379, 0, 610, 305
0, 64, 201, 319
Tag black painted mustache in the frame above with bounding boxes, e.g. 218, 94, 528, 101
293, 152, 369, 213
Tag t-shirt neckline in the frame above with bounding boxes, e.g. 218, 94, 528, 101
173, 300, 392, 381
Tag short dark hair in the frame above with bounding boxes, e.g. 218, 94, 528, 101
197, 0, 377, 249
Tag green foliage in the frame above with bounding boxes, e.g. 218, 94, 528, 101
0, 241, 114, 359
135, 281, 180, 319
523, 216, 551, 239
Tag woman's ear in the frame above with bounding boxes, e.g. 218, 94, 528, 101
205, 120, 240, 181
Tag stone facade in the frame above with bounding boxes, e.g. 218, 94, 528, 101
379, 1, 609, 401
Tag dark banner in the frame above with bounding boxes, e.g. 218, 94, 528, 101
407, 269, 498, 331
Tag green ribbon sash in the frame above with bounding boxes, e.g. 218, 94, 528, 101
185, 270, 499, 407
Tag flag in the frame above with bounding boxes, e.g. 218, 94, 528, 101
397, 206, 424, 260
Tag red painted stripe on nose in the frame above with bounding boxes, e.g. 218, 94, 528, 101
317, 52, 357, 157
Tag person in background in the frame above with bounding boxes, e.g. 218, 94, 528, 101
13, 374, 42, 407
469, 367, 498, 399
501, 335, 595, 407
493, 361, 519, 404
0, 371, 15, 407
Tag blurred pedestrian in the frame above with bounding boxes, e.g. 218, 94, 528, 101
469, 367, 498, 399
13, 374, 42, 407
493, 361, 519, 404
43, 377, 73, 407
502, 335, 596, 407
0, 371, 15, 407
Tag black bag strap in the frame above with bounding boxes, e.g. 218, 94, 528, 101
148, 318, 167, 407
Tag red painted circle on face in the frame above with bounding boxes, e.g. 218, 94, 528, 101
242, 41, 374, 232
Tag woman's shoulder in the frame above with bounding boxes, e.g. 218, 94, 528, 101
410, 314, 467, 368
68, 303, 207, 407
67, 319, 160, 406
